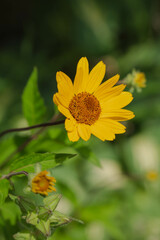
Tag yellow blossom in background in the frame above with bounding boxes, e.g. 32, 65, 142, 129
32, 170, 56, 195
146, 171, 158, 181
53, 57, 135, 142
134, 72, 146, 89
124, 69, 146, 92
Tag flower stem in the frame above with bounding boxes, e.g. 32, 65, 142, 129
1, 171, 28, 179
0, 119, 65, 138
0, 114, 64, 170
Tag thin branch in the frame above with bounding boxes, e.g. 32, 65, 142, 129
0, 119, 65, 138
1, 171, 28, 179
0, 114, 64, 170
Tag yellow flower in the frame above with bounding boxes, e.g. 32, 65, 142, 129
134, 72, 146, 88
124, 70, 146, 92
146, 171, 158, 181
32, 170, 56, 196
53, 57, 135, 142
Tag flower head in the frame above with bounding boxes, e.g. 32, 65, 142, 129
134, 72, 146, 89
124, 69, 146, 92
53, 57, 135, 142
146, 171, 158, 181
32, 170, 56, 196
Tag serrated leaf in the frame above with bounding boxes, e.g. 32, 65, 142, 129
22, 67, 47, 126
10, 152, 76, 173
0, 179, 10, 204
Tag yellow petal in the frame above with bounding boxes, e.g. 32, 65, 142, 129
86, 61, 106, 93
99, 119, 126, 134
91, 119, 115, 141
96, 84, 126, 102
77, 124, 91, 141
94, 74, 120, 97
101, 109, 135, 121
58, 105, 71, 118
55, 92, 72, 108
56, 72, 74, 104
53, 93, 59, 106
101, 92, 133, 111
67, 127, 80, 142
49, 186, 56, 191
65, 119, 75, 132
56, 71, 74, 99
74, 57, 89, 93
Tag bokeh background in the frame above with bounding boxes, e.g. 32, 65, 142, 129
0, 0, 160, 239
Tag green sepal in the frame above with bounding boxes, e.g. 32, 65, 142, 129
13, 232, 36, 240
38, 206, 52, 221
43, 193, 62, 211
49, 210, 72, 228
25, 212, 39, 225
36, 219, 51, 237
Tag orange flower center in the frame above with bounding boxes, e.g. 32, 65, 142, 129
32, 171, 56, 195
37, 177, 49, 191
69, 92, 101, 125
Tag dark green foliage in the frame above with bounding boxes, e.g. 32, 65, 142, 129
22, 68, 47, 126
0, 179, 10, 204
10, 153, 76, 173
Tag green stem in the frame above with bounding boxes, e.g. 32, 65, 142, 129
0, 120, 65, 138
1, 171, 28, 179
0, 114, 64, 170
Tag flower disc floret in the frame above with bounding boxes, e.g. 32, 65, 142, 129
69, 92, 101, 125
32, 170, 56, 196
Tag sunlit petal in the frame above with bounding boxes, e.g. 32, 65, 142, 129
67, 127, 80, 142
91, 119, 115, 141
74, 57, 89, 93
86, 61, 106, 93
78, 124, 91, 141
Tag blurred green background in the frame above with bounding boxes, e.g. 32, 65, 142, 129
0, 0, 160, 239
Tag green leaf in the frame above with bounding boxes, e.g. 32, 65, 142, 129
37, 194, 62, 221
0, 179, 10, 204
0, 201, 21, 225
77, 146, 101, 167
16, 196, 37, 214
43, 193, 62, 212
0, 137, 17, 165
36, 219, 51, 237
22, 67, 47, 126
10, 152, 76, 173
26, 212, 39, 225
49, 210, 72, 227
13, 232, 36, 240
